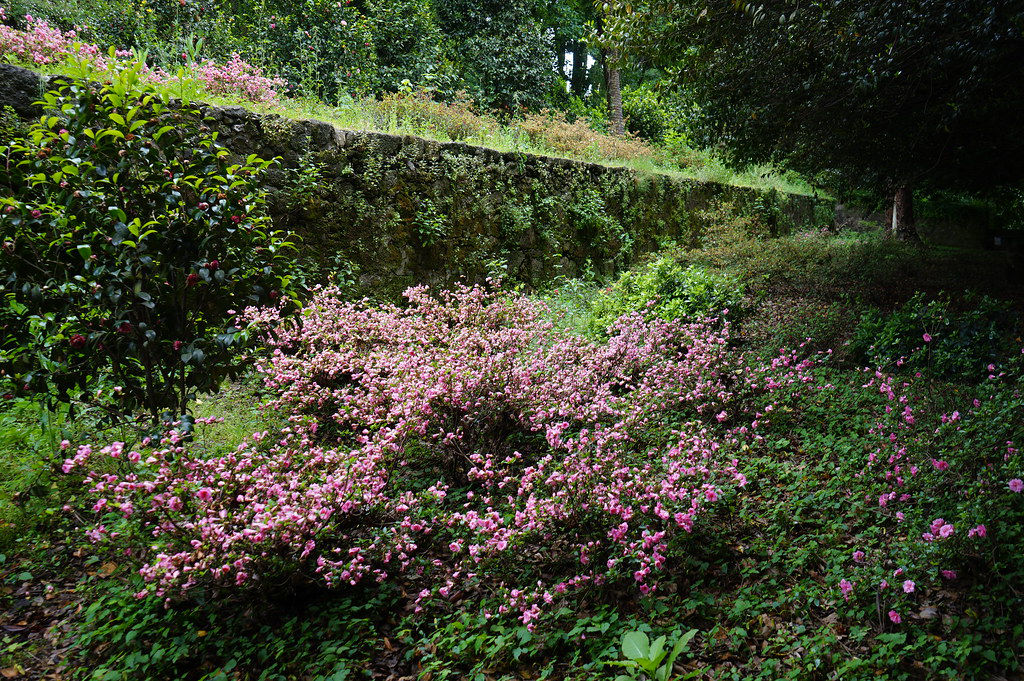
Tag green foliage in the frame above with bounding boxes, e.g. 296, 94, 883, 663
249, 0, 377, 101
69, 577, 388, 681
605, 0, 1024, 203
587, 257, 746, 337
0, 400, 63, 546
362, 89, 498, 141
0, 63, 295, 418
850, 293, 1019, 379
434, 0, 555, 111
611, 629, 698, 681
0, 106, 24, 147
622, 84, 670, 144
364, 0, 447, 92
414, 198, 448, 245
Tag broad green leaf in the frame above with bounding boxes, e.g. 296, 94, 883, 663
622, 631, 649, 660
649, 635, 667, 665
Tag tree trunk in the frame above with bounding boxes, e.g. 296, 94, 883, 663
570, 42, 588, 97
555, 38, 567, 81
605, 49, 624, 136
891, 184, 917, 240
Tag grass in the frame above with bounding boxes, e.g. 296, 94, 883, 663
242, 94, 822, 196
17, 59, 822, 198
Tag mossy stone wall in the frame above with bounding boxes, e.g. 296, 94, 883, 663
205, 105, 832, 296
1, 65, 835, 298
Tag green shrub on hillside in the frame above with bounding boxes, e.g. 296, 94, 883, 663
622, 84, 670, 144
587, 257, 745, 337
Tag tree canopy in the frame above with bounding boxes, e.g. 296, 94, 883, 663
605, 0, 1024, 231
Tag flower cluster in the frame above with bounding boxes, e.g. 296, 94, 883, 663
0, 12, 286, 103
192, 53, 287, 103
65, 284, 813, 625
836, 358, 1023, 623
0, 12, 78, 65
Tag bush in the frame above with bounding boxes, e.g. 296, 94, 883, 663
362, 89, 498, 141
850, 292, 1019, 379
0, 63, 296, 419
833, 357, 1024, 626
0, 8, 131, 68
587, 257, 746, 337
191, 53, 286, 104
62, 284, 780, 623
622, 84, 670, 144
516, 109, 659, 163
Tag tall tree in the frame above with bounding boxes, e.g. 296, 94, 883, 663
591, 6, 626, 135
604, 0, 1024, 237
604, 48, 625, 135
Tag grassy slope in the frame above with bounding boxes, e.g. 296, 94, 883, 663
15, 62, 820, 198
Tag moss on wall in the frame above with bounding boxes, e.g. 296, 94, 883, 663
202, 106, 832, 298
0, 65, 835, 299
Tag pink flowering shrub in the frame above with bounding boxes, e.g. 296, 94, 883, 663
834, 354, 1024, 618
0, 11, 77, 65
64, 284, 785, 623
0, 11, 286, 104
0, 10, 131, 69
192, 53, 286, 103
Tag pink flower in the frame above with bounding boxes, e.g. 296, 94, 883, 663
941, 570, 957, 580
968, 524, 987, 538
1009, 478, 1024, 493
839, 578, 854, 601
852, 550, 865, 563
931, 459, 949, 471
902, 580, 915, 593
196, 487, 214, 503
888, 610, 902, 624
922, 333, 932, 342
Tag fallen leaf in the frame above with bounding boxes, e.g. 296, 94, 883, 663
97, 562, 118, 578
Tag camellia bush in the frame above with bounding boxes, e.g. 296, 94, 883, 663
61, 284, 800, 625
0, 62, 295, 418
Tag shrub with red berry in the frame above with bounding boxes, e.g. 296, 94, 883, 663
0, 63, 296, 419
